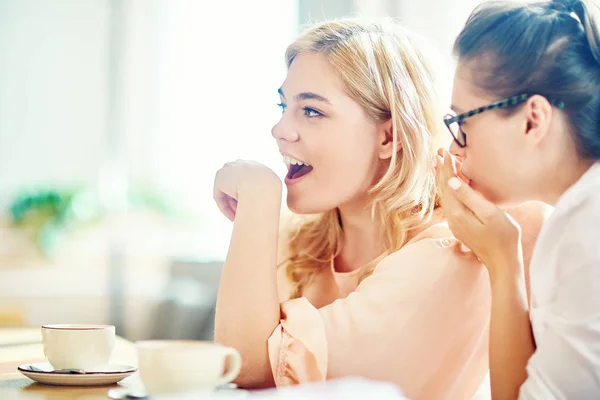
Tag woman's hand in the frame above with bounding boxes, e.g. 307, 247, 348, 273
213, 160, 282, 221
435, 150, 523, 279
213, 160, 283, 387
436, 150, 537, 399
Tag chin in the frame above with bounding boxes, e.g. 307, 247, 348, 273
471, 181, 503, 204
286, 194, 333, 215
472, 181, 520, 207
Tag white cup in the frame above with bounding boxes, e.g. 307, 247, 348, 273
135, 340, 242, 395
41, 324, 115, 370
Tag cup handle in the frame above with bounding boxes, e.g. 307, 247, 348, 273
216, 347, 242, 387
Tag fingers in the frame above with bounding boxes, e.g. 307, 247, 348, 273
435, 151, 464, 209
453, 158, 471, 185
443, 151, 458, 176
436, 149, 502, 226
213, 167, 237, 222
434, 151, 457, 191
434, 149, 522, 267
228, 196, 238, 215
215, 193, 236, 221
445, 175, 499, 224
435, 149, 470, 184
229, 196, 238, 209
435, 150, 484, 241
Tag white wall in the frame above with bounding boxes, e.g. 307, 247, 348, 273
297, 0, 486, 100
0, 0, 298, 255
397, 0, 485, 58
298, 0, 352, 24
148, 0, 298, 259
0, 0, 109, 197
0, 0, 485, 199
0, 0, 484, 336
0, 0, 299, 338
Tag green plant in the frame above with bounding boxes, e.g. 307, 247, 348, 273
7, 186, 182, 256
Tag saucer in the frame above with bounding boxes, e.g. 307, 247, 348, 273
18, 362, 137, 386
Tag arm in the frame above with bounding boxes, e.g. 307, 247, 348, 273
436, 151, 550, 400
487, 258, 534, 400
486, 201, 550, 400
213, 163, 283, 388
505, 201, 553, 303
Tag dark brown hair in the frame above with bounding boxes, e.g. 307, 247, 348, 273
454, 0, 600, 159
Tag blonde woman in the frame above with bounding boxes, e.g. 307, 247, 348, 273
213, 19, 547, 399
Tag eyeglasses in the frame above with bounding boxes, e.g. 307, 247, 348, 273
443, 93, 566, 148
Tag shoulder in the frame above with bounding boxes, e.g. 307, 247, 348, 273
373, 222, 485, 284
355, 222, 490, 309
504, 201, 553, 237
547, 167, 600, 238
504, 201, 553, 268
559, 188, 600, 225
504, 200, 553, 224
548, 191, 600, 264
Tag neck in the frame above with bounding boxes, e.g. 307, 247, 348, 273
539, 155, 594, 205
334, 201, 384, 273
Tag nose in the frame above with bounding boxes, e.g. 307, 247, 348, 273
271, 114, 300, 143
449, 139, 466, 158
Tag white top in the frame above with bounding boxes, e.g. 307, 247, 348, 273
519, 162, 600, 399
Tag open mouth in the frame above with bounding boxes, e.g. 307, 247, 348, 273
283, 155, 313, 181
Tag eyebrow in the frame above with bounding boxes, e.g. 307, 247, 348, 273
278, 88, 331, 104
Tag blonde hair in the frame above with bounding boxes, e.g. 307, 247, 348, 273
281, 19, 447, 299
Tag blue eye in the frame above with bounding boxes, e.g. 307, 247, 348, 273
277, 102, 287, 112
303, 107, 322, 118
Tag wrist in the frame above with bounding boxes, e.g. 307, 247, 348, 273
483, 244, 522, 276
488, 258, 526, 289
238, 174, 282, 204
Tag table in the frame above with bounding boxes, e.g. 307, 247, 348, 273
0, 327, 140, 399
0, 328, 253, 399
0, 328, 407, 399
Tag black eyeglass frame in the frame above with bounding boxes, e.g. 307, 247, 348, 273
443, 93, 566, 148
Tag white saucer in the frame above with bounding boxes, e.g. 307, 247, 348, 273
18, 362, 137, 386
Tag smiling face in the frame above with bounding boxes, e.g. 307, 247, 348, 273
271, 52, 388, 214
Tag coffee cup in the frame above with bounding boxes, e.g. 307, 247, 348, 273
135, 340, 241, 394
41, 324, 115, 370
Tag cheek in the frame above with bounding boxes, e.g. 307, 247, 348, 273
463, 129, 514, 197
318, 119, 378, 167
465, 123, 506, 168
333, 127, 379, 178
315, 124, 379, 197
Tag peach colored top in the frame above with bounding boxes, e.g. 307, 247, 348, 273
269, 223, 491, 400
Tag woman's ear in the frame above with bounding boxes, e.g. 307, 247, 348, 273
524, 95, 553, 143
378, 119, 397, 160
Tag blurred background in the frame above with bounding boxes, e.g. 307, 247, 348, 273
0, 0, 485, 341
